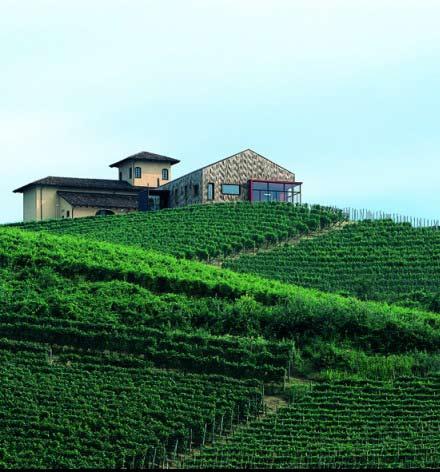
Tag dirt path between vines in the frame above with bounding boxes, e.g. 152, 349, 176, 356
263, 394, 289, 413
208, 220, 352, 267
169, 393, 290, 469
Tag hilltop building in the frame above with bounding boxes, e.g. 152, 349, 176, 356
14, 149, 302, 222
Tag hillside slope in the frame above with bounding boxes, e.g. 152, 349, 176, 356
11, 202, 345, 260
0, 339, 261, 469
184, 378, 440, 469
225, 219, 440, 311
1, 227, 439, 376
1, 219, 440, 468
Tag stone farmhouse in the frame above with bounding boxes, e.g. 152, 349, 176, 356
14, 149, 302, 222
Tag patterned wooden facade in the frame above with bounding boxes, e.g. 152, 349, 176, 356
161, 149, 299, 208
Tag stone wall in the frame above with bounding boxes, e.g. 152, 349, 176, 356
160, 169, 203, 208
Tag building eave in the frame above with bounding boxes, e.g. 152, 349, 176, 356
13, 177, 140, 194
109, 152, 180, 168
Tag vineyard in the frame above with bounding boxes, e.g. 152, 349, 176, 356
11, 202, 345, 260
225, 219, 440, 311
1, 228, 439, 366
1, 203, 440, 468
0, 338, 262, 469
182, 378, 440, 469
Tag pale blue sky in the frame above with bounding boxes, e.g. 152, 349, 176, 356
1, 0, 439, 223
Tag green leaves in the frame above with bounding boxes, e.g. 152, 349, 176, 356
184, 377, 440, 468
0, 341, 262, 469
228, 219, 440, 312
11, 202, 344, 262
1, 225, 439, 374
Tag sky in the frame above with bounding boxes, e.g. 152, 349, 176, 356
1, 0, 440, 223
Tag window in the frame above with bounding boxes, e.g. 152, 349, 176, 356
207, 183, 214, 200
119, 172, 122, 181
134, 167, 142, 179
162, 168, 169, 180
221, 184, 240, 195
193, 184, 199, 197
129, 167, 132, 179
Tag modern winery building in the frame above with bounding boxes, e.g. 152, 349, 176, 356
14, 149, 302, 222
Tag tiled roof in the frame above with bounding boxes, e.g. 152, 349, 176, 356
58, 191, 139, 209
13, 176, 139, 193
109, 151, 180, 168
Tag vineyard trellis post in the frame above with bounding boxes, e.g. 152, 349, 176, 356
151, 447, 156, 469
162, 445, 166, 469
202, 423, 207, 446
230, 408, 234, 432
333, 205, 438, 228
173, 439, 179, 462
211, 416, 216, 443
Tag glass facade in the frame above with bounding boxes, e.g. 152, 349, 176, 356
250, 181, 301, 203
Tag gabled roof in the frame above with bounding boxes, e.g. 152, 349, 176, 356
58, 191, 139, 209
109, 151, 180, 168
204, 148, 294, 176
13, 176, 139, 193
160, 148, 294, 188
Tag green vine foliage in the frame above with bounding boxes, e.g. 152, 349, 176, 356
0, 339, 261, 469
183, 378, 440, 469
226, 219, 440, 312
10, 202, 345, 260
1, 205, 440, 468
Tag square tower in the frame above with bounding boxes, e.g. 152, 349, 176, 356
109, 151, 180, 188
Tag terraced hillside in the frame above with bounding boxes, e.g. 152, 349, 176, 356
183, 378, 440, 469
12, 202, 345, 260
1, 206, 440, 468
226, 219, 440, 311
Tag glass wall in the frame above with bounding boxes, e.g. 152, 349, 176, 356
250, 181, 301, 203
